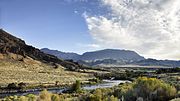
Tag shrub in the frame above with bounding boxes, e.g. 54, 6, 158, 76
18, 82, 26, 89
51, 94, 60, 101
19, 96, 28, 101
88, 88, 116, 101
7, 83, 18, 89
108, 95, 118, 101
26, 94, 37, 101
37, 89, 51, 101
89, 93, 102, 101
119, 77, 177, 101
4, 95, 18, 101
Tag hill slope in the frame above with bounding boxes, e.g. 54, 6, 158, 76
0, 29, 81, 69
0, 29, 92, 85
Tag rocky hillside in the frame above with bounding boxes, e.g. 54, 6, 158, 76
0, 29, 93, 86
0, 29, 81, 69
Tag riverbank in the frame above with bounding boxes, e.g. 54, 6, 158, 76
1, 77, 178, 101
0, 79, 131, 98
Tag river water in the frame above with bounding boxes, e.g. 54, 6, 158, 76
82, 80, 130, 90
0, 80, 130, 98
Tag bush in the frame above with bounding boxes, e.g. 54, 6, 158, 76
37, 89, 51, 101
89, 94, 102, 101
107, 95, 118, 101
117, 77, 177, 101
19, 96, 28, 101
18, 82, 26, 89
26, 94, 37, 101
4, 95, 18, 101
92, 89, 103, 101
7, 82, 26, 90
114, 83, 133, 98
51, 94, 60, 101
7, 83, 18, 89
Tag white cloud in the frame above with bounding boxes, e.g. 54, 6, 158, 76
83, 0, 180, 60
77, 43, 101, 48
87, 44, 100, 48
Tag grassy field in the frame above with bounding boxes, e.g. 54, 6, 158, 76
0, 59, 94, 87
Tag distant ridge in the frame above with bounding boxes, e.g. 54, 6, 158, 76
42, 48, 180, 67
41, 48, 80, 60
41, 48, 145, 61
133, 58, 180, 67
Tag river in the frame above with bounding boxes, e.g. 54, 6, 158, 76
82, 79, 131, 90
0, 80, 130, 98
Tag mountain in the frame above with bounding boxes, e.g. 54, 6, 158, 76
41, 48, 80, 60
80, 49, 145, 61
41, 48, 180, 67
41, 48, 146, 67
78, 58, 180, 67
133, 58, 180, 67
0, 29, 81, 69
77, 59, 127, 67
41, 48, 145, 62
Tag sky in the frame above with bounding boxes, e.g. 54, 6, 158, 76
0, 0, 180, 60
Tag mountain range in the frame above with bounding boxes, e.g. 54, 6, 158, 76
41, 48, 180, 67
41, 48, 80, 60
41, 48, 144, 61
1, 28, 178, 68
41, 48, 145, 62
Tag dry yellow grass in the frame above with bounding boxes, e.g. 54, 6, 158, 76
0, 58, 93, 86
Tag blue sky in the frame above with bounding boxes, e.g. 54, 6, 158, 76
0, 0, 180, 60
0, 0, 102, 53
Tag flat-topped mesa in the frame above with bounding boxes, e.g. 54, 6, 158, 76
0, 29, 80, 69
